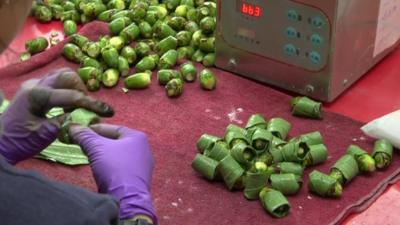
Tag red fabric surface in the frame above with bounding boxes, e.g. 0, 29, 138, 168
1, 22, 400, 225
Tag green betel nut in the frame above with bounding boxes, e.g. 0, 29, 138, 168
259, 188, 290, 218
165, 78, 184, 98
291, 96, 322, 119
78, 67, 101, 83
158, 49, 178, 69
308, 170, 342, 198
180, 62, 197, 82
218, 155, 245, 191
191, 154, 219, 181
266, 118, 291, 140
157, 70, 182, 85
26, 37, 49, 54
63, 43, 84, 63
243, 171, 270, 200
199, 69, 217, 90
63, 20, 77, 36
372, 139, 393, 170
346, 145, 376, 173
155, 36, 178, 56
136, 56, 157, 72
102, 69, 120, 88
331, 154, 359, 184
270, 173, 301, 195
124, 72, 152, 89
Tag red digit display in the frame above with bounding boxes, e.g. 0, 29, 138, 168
240, 2, 262, 18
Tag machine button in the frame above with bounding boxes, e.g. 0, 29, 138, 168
311, 16, 324, 28
284, 44, 297, 56
310, 34, 323, 45
287, 10, 299, 21
309, 51, 321, 64
285, 27, 298, 38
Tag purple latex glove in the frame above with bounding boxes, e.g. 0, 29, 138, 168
0, 68, 114, 165
69, 123, 157, 224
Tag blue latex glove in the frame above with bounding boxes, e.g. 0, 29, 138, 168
0, 68, 114, 164
69, 124, 157, 224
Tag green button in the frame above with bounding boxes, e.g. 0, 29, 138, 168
310, 34, 323, 45
287, 10, 298, 21
284, 44, 297, 56
285, 27, 297, 38
311, 16, 324, 28
309, 51, 321, 64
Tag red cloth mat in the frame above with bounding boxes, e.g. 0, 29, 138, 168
1, 22, 400, 225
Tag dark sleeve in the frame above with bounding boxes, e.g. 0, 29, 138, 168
0, 155, 120, 225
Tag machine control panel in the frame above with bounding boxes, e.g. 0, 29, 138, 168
219, 0, 331, 71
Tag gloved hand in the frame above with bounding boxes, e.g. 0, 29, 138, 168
69, 123, 157, 224
0, 68, 114, 165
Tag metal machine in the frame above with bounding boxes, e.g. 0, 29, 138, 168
215, 0, 400, 102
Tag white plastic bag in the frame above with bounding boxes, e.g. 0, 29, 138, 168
361, 110, 400, 149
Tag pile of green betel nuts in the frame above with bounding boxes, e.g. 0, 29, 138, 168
192, 110, 394, 218
26, 0, 218, 97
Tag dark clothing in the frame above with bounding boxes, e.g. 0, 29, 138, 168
0, 155, 120, 225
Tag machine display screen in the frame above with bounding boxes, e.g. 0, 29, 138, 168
238, 1, 262, 17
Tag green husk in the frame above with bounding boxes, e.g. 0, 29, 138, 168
204, 142, 230, 162
218, 155, 245, 190
249, 128, 273, 154
270, 173, 301, 195
291, 96, 322, 119
270, 148, 284, 164
225, 129, 249, 148
196, 134, 221, 154
308, 170, 342, 198
59, 108, 100, 144
231, 142, 257, 165
372, 139, 393, 170
245, 114, 268, 130
297, 131, 323, 146
346, 145, 376, 173
191, 154, 219, 181
243, 171, 271, 200
36, 140, 89, 166
303, 144, 328, 167
281, 141, 309, 163
331, 154, 359, 184
259, 188, 290, 218
276, 162, 304, 176
266, 118, 291, 140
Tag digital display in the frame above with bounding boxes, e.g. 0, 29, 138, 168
240, 1, 262, 17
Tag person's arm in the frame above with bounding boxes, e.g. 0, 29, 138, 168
0, 154, 119, 225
